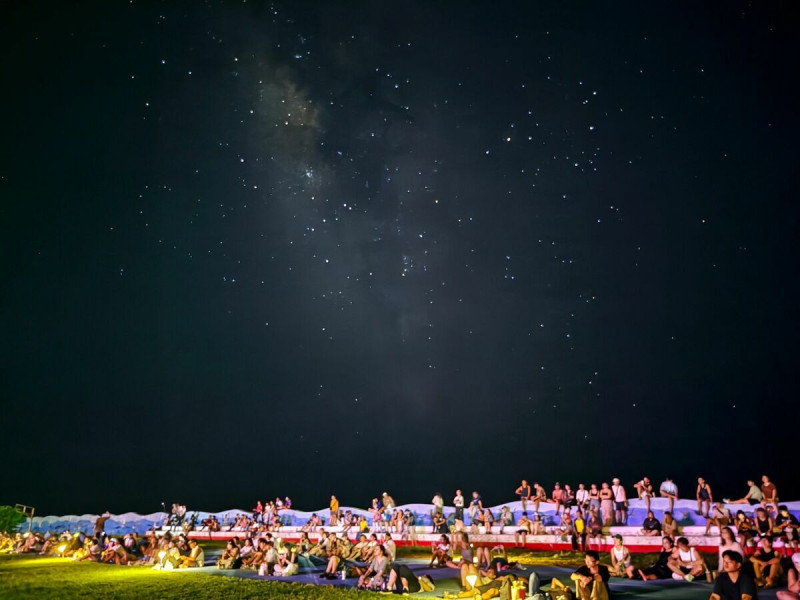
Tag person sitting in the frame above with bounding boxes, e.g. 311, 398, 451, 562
725, 480, 763, 506
383, 533, 397, 563
531, 513, 546, 535
295, 532, 312, 556
320, 533, 342, 579
244, 538, 268, 570
468, 492, 484, 522
473, 508, 495, 533
696, 477, 714, 518
734, 511, 756, 550
532, 483, 547, 514
662, 511, 679, 539
358, 514, 369, 532
754, 507, 774, 540
305, 531, 327, 558
761, 475, 778, 515
273, 543, 299, 576
216, 540, 240, 569
429, 534, 452, 567
515, 512, 532, 547
668, 537, 705, 581
301, 513, 321, 533
179, 539, 204, 568
390, 509, 405, 534
705, 502, 732, 535
634, 477, 654, 512
239, 538, 255, 561
641, 510, 662, 537
499, 506, 514, 533
609, 534, 635, 579
774, 506, 800, 539
551, 483, 565, 515
711, 550, 758, 600
515, 480, 532, 512
346, 533, 370, 562
357, 544, 389, 590
474, 543, 493, 569
586, 507, 603, 546
638, 536, 675, 580
751, 536, 784, 588
776, 554, 800, 600
570, 550, 611, 600
154, 539, 181, 570
717, 527, 743, 575
433, 511, 448, 534
445, 534, 473, 571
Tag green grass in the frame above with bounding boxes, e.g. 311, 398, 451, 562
0, 546, 678, 599
0, 555, 365, 600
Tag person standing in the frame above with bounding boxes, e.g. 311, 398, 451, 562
611, 479, 628, 525
94, 511, 111, 542
329, 495, 340, 526
453, 490, 465, 524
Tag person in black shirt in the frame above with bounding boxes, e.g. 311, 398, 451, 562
641, 511, 662, 536
751, 537, 784, 588
571, 550, 611, 600
638, 536, 675, 580
710, 550, 757, 600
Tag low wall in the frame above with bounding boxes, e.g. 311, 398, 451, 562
20, 498, 800, 544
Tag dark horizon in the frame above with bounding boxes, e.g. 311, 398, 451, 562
2, 1, 798, 518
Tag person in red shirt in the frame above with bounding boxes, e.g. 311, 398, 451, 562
761, 475, 778, 515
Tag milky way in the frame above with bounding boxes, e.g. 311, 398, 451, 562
1, 1, 796, 513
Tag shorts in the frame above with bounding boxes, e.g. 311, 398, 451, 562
615, 501, 626, 510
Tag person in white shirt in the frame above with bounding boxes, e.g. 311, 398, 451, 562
453, 490, 465, 525
659, 478, 679, 513
611, 478, 628, 525
575, 483, 590, 510
634, 477, 654, 512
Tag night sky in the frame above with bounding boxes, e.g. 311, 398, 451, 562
2, 1, 797, 516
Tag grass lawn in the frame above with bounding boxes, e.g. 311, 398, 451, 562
0, 546, 674, 599
0, 555, 364, 600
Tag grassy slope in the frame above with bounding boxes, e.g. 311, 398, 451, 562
0, 555, 362, 600
0, 547, 672, 599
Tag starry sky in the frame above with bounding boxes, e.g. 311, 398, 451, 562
2, 1, 797, 516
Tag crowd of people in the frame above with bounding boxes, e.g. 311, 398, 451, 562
0, 528, 204, 570
3, 474, 798, 599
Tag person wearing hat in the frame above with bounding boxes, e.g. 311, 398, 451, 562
711, 550, 758, 600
